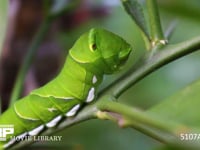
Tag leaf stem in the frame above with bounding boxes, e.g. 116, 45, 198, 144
147, 0, 166, 47
96, 99, 176, 132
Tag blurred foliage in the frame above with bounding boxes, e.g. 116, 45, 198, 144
149, 78, 200, 127
158, 0, 200, 22
0, 1, 8, 57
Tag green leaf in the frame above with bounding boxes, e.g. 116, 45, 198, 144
0, 0, 8, 57
121, 0, 150, 39
148, 78, 200, 127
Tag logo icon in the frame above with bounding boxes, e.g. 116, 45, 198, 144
0, 125, 14, 141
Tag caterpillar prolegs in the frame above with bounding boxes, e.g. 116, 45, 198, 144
0, 28, 132, 149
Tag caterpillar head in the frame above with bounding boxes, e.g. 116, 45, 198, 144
89, 28, 132, 73
70, 28, 132, 74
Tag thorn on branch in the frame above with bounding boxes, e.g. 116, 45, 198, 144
151, 39, 168, 47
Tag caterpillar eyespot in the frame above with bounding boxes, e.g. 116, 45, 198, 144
90, 43, 97, 51
0, 28, 132, 149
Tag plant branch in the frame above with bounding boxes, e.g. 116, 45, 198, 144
96, 99, 177, 132
96, 99, 200, 149
102, 36, 200, 98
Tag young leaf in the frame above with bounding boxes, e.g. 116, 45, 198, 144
121, 0, 150, 40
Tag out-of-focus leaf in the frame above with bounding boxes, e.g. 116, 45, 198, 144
153, 145, 183, 150
50, 0, 80, 17
0, 0, 8, 57
148, 78, 200, 127
159, 0, 200, 22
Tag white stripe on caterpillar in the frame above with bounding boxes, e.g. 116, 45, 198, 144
31, 93, 74, 100
46, 115, 62, 128
92, 75, 97, 84
14, 104, 39, 121
86, 87, 95, 103
63, 97, 74, 101
47, 107, 58, 112
16, 132, 28, 139
28, 125, 44, 136
65, 104, 81, 117
3, 138, 16, 149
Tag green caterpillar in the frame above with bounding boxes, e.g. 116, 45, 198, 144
0, 28, 132, 149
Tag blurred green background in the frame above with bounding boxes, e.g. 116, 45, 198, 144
1, 0, 200, 150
